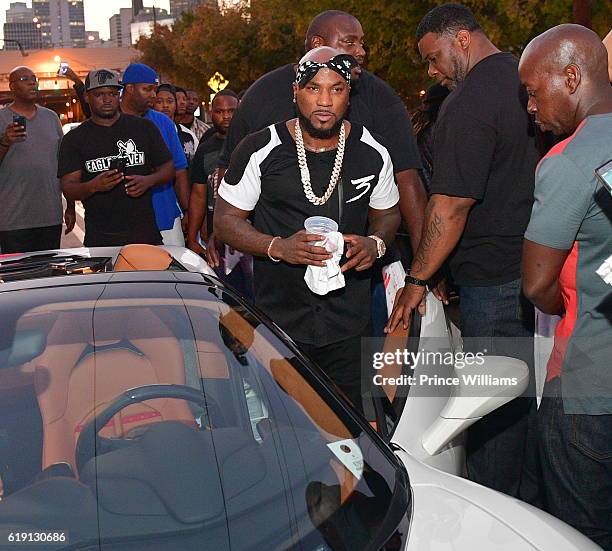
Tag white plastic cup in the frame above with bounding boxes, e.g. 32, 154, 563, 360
304, 216, 338, 234
304, 216, 339, 252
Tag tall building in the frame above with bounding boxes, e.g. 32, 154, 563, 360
130, 7, 173, 45
3, 3, 42, 51
170, 0, 212, 19
6, 1, 32, 23
109, 8, 134, 48
32, 0, 86, 49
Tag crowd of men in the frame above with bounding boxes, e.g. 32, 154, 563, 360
0, 4, 610, 548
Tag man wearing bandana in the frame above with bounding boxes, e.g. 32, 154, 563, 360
201, 11, 438, 336
215, 48, 401, 412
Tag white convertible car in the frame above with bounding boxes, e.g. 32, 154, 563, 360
0, 245, 599, 550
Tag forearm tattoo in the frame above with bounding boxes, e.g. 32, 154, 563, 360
411, 204, 444, 275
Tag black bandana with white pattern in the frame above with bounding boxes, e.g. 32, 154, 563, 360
294, 54, 358, 88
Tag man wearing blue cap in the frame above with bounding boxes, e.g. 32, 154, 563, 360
120, 63, 190, 246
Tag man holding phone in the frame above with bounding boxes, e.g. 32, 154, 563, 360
58, 69, 175, 247
0, 66, 74, 253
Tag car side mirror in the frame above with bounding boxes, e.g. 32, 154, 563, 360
0, 330, 46, 369
421, 356, 529, 456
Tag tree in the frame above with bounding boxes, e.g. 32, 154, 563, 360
137, 0, 611, 106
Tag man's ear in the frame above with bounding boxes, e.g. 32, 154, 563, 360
310, 35, 325, 49
84, 92, 90, 106
455, 30, 471, 51
565, 64, 581, 94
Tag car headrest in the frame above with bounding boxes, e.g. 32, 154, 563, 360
0, 330, 46, 369
114, 244, 173, 272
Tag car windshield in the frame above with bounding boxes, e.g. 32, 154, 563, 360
0, 279, 409, 551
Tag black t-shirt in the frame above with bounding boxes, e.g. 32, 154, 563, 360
217, 64, 422, 174
430, 53, 539, 286
58, 114, 172, 247
190, 133, 225, 235
218, 122, 399, 346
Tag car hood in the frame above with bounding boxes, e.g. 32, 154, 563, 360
395, 449, 601, 551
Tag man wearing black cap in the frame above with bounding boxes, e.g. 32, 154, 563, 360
215, 48, 400, 411
58, 69, 175, 247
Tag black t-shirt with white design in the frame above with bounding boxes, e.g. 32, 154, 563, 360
177, 123, 198, 166
58, 114, 172, 247
218, 121, 399, 346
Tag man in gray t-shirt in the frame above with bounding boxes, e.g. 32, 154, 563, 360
0, 66, 74, 253
520, 25, 612, 548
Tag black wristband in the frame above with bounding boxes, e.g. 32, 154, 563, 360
405, 273, 428, 287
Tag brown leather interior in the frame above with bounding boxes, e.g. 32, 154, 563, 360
196, 340, 230, 380
113, 244, 173, 272
34, 307, 194, 471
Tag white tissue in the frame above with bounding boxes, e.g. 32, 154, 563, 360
596, 254, 612, 286
304, 231, 345, 295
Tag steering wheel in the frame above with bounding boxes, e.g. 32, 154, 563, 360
75, 384, 207, 475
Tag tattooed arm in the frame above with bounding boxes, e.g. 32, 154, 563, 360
385, 194, 475, 332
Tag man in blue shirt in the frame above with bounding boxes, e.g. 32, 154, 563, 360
120, 63, 189, 246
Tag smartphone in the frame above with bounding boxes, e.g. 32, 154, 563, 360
57, 62, 69, 76
109, 157, 126, 173
13, 115, 26, 131
594, 159, 612, 196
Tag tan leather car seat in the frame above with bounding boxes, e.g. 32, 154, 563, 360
34, 307, 195, 471
113, 244, 173, 272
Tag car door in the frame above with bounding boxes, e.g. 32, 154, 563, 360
374, 293, 466, 475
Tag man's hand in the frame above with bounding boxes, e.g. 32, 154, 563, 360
124, 174, 152, 197
64, 207, 76, 235
181, 212, 189, 234
186, 237, 206, 258
90, 169, 123, 193
2, 122, 27, 146
430, 274, 449, 305
385, 283, 427, 333
206, 232, 224, 268
269, 230, 332, 266
341, 234, 378, 273
63, 66, 81, 84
